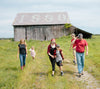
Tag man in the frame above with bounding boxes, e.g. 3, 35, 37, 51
72, 33, 88, 77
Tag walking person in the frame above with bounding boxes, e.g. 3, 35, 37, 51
54, 44, 64, 76
69, 33, 77, 64
72, 33, 88, 77
17, 39, 27, 70
47, 38, 56, 76
29, 46, 36, 60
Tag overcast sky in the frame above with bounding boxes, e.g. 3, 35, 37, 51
0, 0, 100, 38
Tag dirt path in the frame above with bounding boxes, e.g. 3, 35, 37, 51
65, 60, 100, 89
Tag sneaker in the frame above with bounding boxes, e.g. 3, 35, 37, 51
78, 74, 81, 78
61, 71, 64, 76
52, 74, 54, 76
73, 60, 76, 65
81, 72, 84, 75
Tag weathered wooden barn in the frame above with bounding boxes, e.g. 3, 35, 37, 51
13, 12, 92, 41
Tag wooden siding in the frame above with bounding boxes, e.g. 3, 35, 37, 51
14, 25, 70, 41
14, 27, 26, 41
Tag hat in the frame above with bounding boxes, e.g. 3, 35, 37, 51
56, 44, 60, 48
51, 38, 56, 42
77, 33, 83, 39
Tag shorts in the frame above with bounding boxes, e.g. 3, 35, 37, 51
56, 61, 63, 67
73, 49, 76, 56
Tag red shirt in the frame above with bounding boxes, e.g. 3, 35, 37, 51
71, 39, 76, 48
75, 39, 88, 53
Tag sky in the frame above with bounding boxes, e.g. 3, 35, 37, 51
0, 0, 100, 38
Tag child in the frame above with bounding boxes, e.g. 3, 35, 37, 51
29, 46, 36, 60
54, 44, 64, 76
69, 33, 77, 65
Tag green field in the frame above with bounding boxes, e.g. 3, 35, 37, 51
0, 35, 100, 89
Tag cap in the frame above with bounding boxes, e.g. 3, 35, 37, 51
77, 33, 83, 39
56, 44, 60, 48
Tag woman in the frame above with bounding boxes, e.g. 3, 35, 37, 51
47, 38, 56, 76
17, 39, 27, 70
72, 33, 88, 77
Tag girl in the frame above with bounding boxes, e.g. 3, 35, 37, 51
29, 46, 36, 60
17, 39, 27, 70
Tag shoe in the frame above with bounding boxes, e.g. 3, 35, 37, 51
21, 66, 23, 70
81, 72, 84, 75
78, 74, 81, 78
61, 71, 64, 76
73, 60, 76, 65
52, 74, 54, 76
23, 65, 25, 67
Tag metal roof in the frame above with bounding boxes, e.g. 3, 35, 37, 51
13, 12, 70, 26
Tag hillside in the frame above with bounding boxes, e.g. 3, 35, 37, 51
0, 35, 100, 89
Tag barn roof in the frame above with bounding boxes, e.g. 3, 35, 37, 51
13, 12, 70, 26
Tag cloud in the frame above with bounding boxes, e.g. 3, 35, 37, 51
0, 0, 100, 38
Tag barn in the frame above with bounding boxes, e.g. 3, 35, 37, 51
13, 12, 92, 41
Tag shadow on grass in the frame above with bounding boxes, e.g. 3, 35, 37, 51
5, 67, 18, 71
63, 70, 74, 75
33, 72, 48, 76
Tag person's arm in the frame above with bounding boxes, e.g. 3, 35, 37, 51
26, 46, 27, 57
71, 38, 77, 45
60, 50, 64, 60
86, 45, 88, 55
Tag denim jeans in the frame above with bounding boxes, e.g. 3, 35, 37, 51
19, 54, 26, 67
76, 52, 85, 74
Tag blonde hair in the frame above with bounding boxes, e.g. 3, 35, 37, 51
20, 39, 27, 47
71, 33, 75, 37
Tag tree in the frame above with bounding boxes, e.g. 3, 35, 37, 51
64, 23, 72, 29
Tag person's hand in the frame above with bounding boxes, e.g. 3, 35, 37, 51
51, 55, 54, 59
26, 54, 27, 57
86, 51, 88, 56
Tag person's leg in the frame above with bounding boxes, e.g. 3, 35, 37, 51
76, 52, 82, 74
59, 66, 62, 71
49, 56, 55, 76
23, 54, 26, 67
58, 61, 64, 76
19, 54, 23, 70
73, 49, 76, 64
81, 53, 85, 74
52, 59, 56, 73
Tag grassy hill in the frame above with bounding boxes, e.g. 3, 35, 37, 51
0, 35, 100, 89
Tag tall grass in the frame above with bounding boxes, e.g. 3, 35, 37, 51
0, 35, 100, 89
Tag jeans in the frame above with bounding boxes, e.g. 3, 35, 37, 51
76, 52, 85, 74
19, 54, 26, 67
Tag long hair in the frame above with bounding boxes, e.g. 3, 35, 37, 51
20, 39, 27, 47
